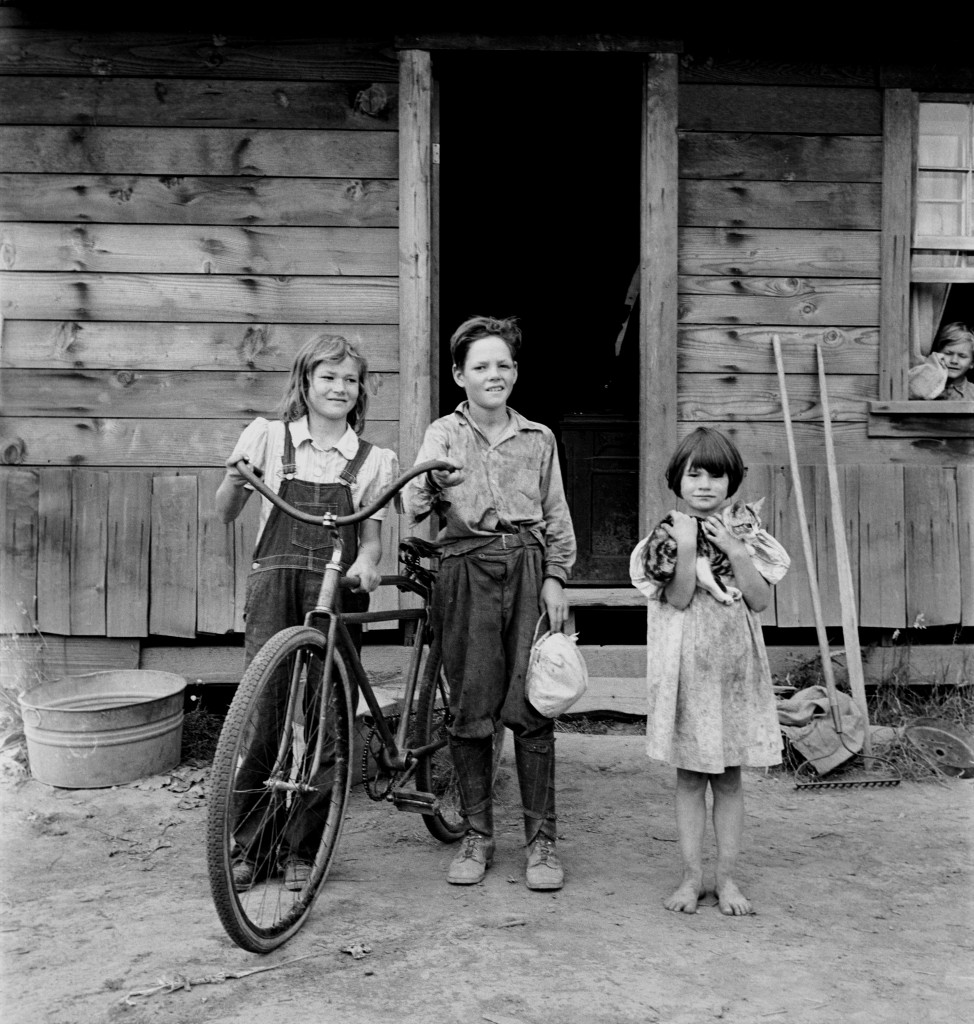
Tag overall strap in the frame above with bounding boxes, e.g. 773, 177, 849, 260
340, 438, 374, 486
280, 421, 296, 479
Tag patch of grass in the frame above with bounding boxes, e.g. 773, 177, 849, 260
0, 625, 50, 779
180, 697, 224, 764
555, 713, 645, 736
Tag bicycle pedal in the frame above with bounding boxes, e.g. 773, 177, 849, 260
391, 789, 438, 814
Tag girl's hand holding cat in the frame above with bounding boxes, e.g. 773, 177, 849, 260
665, 510, 699, 548
702, 514, 744, 555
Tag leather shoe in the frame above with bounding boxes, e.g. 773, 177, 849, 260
447, 831, 495, 885
284, 859, 312, 891
231, 859, 256, 892
526, 837, 563, 891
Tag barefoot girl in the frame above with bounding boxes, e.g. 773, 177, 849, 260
629, 428, 789, 915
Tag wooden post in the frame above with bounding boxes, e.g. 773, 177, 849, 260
639, 52, 679, 532
398, 49, 434, 469
879, 90, 915, 401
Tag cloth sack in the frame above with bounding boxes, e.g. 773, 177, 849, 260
907, 354, 948, 399
525, 615, 588, 718
777, 684, 866, 776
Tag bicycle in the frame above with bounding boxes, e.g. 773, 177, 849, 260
206, 455, 501, 953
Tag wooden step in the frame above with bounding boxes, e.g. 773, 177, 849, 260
572, 677, 646, 716
141, 641, 971, 693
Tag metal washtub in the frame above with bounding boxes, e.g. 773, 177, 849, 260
19, 670, 187, 788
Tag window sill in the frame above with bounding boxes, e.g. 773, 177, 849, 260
868, 400, 974, 438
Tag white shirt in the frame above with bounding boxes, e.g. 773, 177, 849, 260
229, 416, 399, 543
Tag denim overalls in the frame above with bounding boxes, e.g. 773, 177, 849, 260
243, 424, 373, 663
235, 423, 373, 866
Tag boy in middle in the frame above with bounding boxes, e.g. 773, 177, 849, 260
407, 315, 576, 891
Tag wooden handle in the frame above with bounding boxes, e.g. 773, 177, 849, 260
816, 343, 872, 755
772, 335, 844, 734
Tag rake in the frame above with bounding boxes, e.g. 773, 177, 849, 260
772, 336, 900, 790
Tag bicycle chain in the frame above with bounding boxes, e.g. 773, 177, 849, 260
362, 716, 400, 800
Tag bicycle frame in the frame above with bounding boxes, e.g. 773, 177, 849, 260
233, 456, 449, 783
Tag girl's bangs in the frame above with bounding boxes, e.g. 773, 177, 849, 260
684, 433, 736, 476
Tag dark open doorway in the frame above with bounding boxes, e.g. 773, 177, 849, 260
434, 51, 644, 582
434, 51, 642, 423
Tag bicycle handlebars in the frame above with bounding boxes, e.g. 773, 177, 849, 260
230, 455, 455, 528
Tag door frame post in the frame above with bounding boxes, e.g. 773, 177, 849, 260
639, 52, 679, 532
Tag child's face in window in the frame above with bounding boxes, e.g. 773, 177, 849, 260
452, 336, 518, 413
938, 339, 973, 380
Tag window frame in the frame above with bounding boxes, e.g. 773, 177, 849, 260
870, 90, 974, 433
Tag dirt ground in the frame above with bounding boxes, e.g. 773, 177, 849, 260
1, 733, 972, 1024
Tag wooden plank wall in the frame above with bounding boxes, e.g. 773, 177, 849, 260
676, 55, 973, 631
0, 23, 406, 636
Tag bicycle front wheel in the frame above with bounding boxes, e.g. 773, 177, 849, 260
206, 625, 354, 953
413, 642, 505, 843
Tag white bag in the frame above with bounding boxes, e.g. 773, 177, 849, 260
525, 615, 589, 718
908, 354, 948, 399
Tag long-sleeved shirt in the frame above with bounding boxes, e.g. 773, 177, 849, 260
406, 403, 576, 583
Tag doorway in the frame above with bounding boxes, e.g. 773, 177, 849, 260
434, 51, 644, 582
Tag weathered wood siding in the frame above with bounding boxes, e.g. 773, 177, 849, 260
0, 26, 403, 636
677, 57, 973, 630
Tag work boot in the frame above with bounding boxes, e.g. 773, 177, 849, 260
515, 735, 563, 891
447, 831, 496, 885
446, 735, 496, 886
283, 858, 312, 892
525, 835, 564, 891
231, 858, 257, 892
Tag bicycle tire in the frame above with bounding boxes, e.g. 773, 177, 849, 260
413, 642, 505, 843
206, 625, 354, 953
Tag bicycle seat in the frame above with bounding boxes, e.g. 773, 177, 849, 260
399, 536, 439, 561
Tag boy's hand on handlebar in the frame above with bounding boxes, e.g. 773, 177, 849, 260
429, 459, 464, 489
346, 558, 381, 593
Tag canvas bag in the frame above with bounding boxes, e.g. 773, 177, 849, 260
525, 614, 589, 718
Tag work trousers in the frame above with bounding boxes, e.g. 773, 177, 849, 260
432, 534, 553, 741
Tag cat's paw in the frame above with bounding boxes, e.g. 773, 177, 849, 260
724, 586, 743, 603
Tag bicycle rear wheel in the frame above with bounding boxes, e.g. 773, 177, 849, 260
206, 625, 354, 953
413, 642, 505, 843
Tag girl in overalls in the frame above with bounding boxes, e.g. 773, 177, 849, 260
216, 334, 398, 891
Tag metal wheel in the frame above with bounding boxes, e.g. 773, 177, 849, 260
206, 626, 354, 952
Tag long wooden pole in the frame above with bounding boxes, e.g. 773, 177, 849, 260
816, 343, 872, 756
771, 335, 844, 734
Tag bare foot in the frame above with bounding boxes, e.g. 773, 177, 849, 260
715, 879, 753, 916
664, 880, 706, 914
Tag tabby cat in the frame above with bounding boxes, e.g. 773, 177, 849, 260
642, 497, 766, 605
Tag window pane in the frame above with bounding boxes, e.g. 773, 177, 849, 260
917, 201, 962, 235
917, 170, 964, 201
918, 103, 969, 167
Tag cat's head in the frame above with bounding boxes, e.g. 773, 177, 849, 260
722, 496, 764, 536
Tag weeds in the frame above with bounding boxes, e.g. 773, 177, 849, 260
0, 621, 49, 779
180, 696, 224, 764
770, 640, 974, 783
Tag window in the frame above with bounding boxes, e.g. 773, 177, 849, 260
872, 91, 974, 429
911, 101, 974, 365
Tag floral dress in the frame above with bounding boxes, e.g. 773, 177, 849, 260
629, 528, 789, 774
